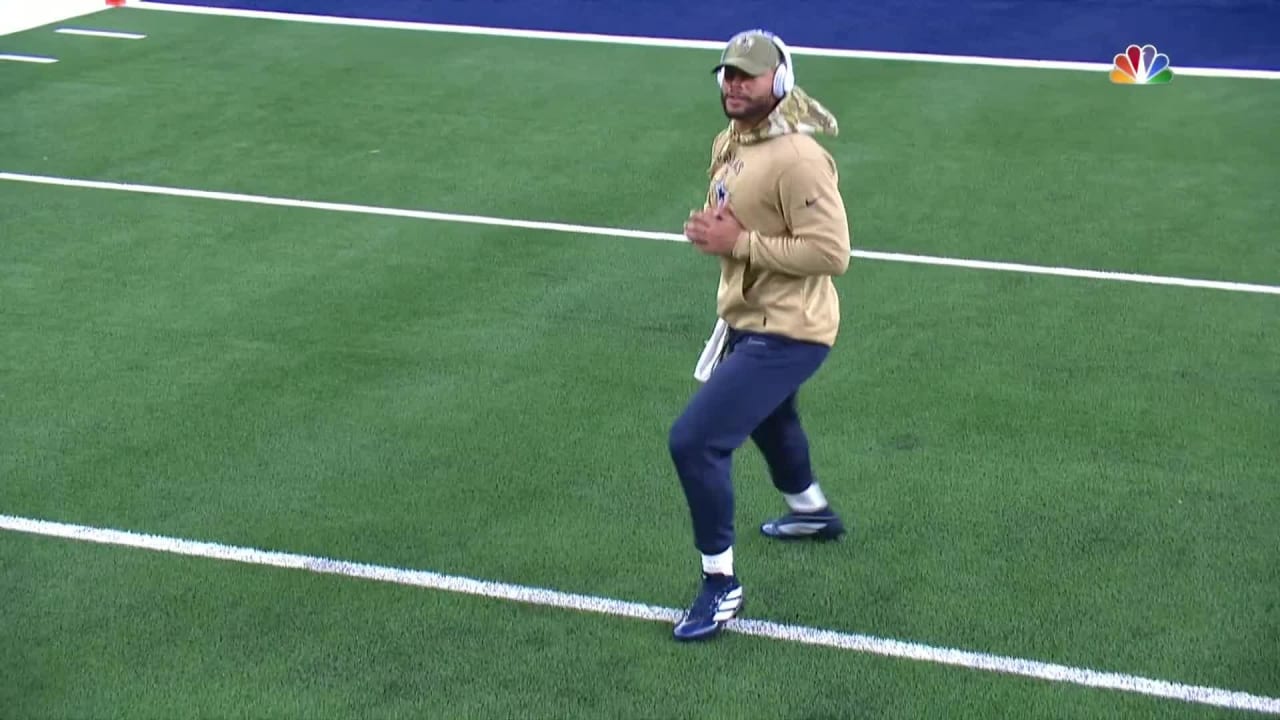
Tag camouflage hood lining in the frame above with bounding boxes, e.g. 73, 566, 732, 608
709, 86, 839, 176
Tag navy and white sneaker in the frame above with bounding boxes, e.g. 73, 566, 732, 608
760, 506, 847, 540
672, 573, 744, 642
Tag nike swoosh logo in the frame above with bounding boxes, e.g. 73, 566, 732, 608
804, 198, 817, 207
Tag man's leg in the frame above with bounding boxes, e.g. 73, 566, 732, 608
751, 393, 813, 494
751, 393, 847, 541
668, 331, 828, 641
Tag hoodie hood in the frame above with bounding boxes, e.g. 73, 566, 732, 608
709, 86, 839, 176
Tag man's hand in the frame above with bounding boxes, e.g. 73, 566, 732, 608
684, 205, 745, 256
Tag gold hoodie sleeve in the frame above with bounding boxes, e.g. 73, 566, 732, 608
731, 157, 850, 276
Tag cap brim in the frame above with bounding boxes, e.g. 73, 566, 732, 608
712, 60, 770, 76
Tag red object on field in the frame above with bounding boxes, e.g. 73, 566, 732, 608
106, 0, 125, 6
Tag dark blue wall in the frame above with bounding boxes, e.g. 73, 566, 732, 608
148, 0, 1280, 70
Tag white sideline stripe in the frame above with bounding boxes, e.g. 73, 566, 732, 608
2, 513, 1278, 715
55, 27, 148, 39
0, 171, 680, 243
849, 250, 1280, 295
0, 53, 58, 63
127, 0, 1280, 80
4, 170, 1278, 296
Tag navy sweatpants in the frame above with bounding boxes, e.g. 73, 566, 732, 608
669, 328, 831, 555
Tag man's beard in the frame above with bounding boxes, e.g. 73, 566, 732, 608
721, 93, 777, 124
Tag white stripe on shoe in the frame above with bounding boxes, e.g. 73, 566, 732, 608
714, 587, 745, 622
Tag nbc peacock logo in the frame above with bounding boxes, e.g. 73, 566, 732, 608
1110, 44, 1173, 84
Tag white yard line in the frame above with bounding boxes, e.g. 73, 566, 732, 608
3, 170, 1277, 296
126, 0, 1280, 80
2, 513, 1277, 715
0, 53, 58, 63
55, 27, 147, 39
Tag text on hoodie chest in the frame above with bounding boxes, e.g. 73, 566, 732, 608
712, 151, 779, 226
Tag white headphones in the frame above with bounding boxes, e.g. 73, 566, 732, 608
715, 29, 795, 99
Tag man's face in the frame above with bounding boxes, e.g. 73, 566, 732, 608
720, 66, 777, 122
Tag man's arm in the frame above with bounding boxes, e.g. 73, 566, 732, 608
730, 157, 851, 276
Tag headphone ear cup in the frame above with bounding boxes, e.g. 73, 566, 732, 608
770, 35, 795, 98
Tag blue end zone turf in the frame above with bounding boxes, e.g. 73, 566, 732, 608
139, 0, 1280, 71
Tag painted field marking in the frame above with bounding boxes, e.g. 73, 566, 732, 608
126, 0, 1280, 80
2, 170, 1277, 296
2, 513, 1277, 715
0, 53, 58, 63
55, 27, 147, 39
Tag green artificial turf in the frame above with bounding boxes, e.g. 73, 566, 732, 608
2, 7, 1277, 718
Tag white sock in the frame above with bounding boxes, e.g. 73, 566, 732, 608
784, 483, 828, 513
701, 546, 734, 577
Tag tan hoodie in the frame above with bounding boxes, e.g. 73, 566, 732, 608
704, 86, 851, 347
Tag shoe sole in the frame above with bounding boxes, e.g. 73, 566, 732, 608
673, 625, 725, 642
760, 524, 846, 541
